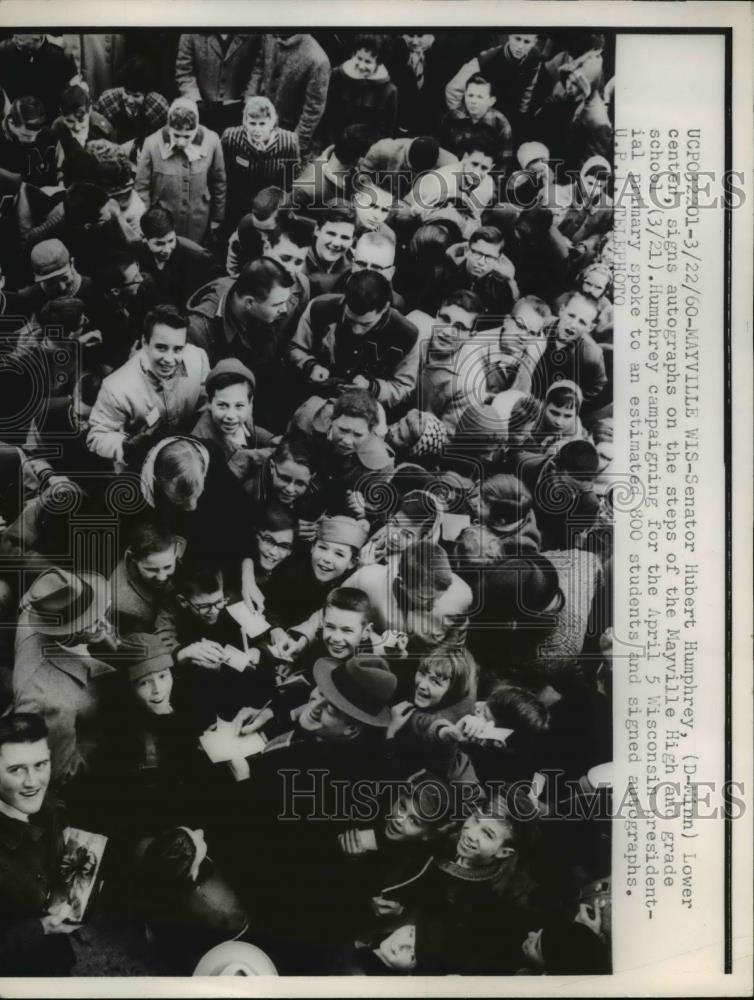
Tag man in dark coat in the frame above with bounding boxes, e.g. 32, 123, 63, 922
229, 655, 405, 972
0, 713, 77, 976
0, 35, 79, 123
186, 257, 295, 432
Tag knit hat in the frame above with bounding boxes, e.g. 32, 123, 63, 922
313, 654, 397, 727
119, 632, 174, 683
30, 239, 70, 282
544, 379, 584, 407
19, 567, 109, 636
517, 141, 549, 170
205, 358, 256, 396
388, 409, 448, 458
316, 515, 369, 550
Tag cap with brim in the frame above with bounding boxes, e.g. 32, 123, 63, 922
193, 940, 278, 976
313, 655, 396, 728
205, 357, 256, 395
316, 515, 369, 550
30, 239, 70, 282
119, 632, 174, 683
19, 567, 109, 636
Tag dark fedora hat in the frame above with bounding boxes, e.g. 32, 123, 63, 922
313, 655, 397, 728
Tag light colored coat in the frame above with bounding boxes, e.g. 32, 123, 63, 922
87, 345, 209, 466
13, 623, 117, 782
135, 126, 227, 243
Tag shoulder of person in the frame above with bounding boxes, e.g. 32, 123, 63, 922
309, 293, 343, 322
356, 433, 394, 472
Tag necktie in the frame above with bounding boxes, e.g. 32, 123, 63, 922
408, 49, 425, 91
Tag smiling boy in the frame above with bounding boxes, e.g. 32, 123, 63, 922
87, 304, 209, 469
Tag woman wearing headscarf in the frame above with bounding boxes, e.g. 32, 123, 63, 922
135, 98, 226, 244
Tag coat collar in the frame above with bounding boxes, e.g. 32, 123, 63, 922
159, 126, 206, 161
0, 808, 45, 849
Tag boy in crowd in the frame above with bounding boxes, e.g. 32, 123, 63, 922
304, 199, 357, 279
86, 305, 209, 470
137, 207, 223, 309
276, 586, 374, 678
191, 358, 276, 483
110, 518, 186, 637
441, 74, 514, 173
445, 33, 542, 126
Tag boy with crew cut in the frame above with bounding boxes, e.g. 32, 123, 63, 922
191, 358, 276, 484
87, 304, 209, 470
445, 33, 542, 126
275, 586, 374, 678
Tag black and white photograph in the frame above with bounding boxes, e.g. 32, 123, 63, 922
0, 2, 750, 995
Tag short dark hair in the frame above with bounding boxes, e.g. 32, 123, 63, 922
333, 125, 379, 167
76, 368, 111, 407
458, 125, 499, 161
64, 182, 109, 226
38, 296, 85, 334
554, 439, 599, 477
256, 501, 297, 535
252, 185, 285, 220
486, 683, 549, 737
138, 827, 197, 895
344, 269, 391, 314
351, 33, 385, 62
267, 214, 315, 252
318, 198, 357, 228
128, 517, 182, 559
407, 136, 440, 172
118, 55, 154, 93
468, 225, 504, 249
60, 84, 91, 114
143, 304, 188, 342
272, 435, 317, 473
206, 371, 253, 401
325, 586, 372, 620
465, 72, 493, 93
174, 561, 224, 599
441, 289, 483, 314
332, 389, 380, 431
96, 251, 139, 291
234, 257, 293, 300
141, 206, 176, 239
0, 713, 48, 754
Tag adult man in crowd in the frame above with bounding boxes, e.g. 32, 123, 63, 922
289, 270, 419, 416
187, 257, 295, 431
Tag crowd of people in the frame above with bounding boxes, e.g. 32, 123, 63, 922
0, 29, 615, 977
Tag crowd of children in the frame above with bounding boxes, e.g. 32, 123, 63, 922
0, 28, 615, 977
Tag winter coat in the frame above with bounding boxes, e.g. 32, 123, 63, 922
186, 275, 308, 431
13, 624, 118, 782
445, 41, 542, 122
135, 236, 224, 309
86, 345, 209, 467
191, 408, 275, 483
0, 39, 78, 122
139, 436, 255, 574
288, 294, 419, 414
247, 34, 331, 158
528, 320, 608, 405
0, 798, 74, 976
175, 34, 260, 104
109, 553, 180, 639
135, 126, 227, 244
221, 125, 300, 223
324, 59, 398, 144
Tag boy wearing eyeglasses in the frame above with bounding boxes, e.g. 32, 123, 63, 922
445, 224, 517, 330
